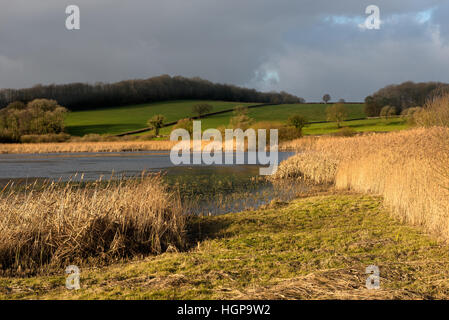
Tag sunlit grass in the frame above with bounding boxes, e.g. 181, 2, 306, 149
3, 194, 449, 299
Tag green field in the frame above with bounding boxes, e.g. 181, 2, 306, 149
65, 100, 407, 137
64, 100, 255, 136
303, 118, 408, 135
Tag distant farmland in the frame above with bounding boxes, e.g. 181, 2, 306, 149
65, 100, 407, 137
64, 100, 255, 136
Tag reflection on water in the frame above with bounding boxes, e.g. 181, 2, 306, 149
165, 166, 306, 215
0, 151, 300, 215
0, 151, 294, 181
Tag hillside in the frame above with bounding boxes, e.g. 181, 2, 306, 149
65, 101, 408, 137
65, 100, 255, 136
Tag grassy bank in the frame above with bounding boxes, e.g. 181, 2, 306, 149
2, 193, 449, 299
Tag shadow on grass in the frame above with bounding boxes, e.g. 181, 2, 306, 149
185, 215, 234, 249
66, 123, 143, 136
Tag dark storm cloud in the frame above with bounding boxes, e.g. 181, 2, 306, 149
0, 0, 448, 101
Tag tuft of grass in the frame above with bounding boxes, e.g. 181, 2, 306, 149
2, 194, 449, 299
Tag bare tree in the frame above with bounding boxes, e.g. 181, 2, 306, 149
323, 94, 331, 104
147, 114, 165, 136
326, 103, 348, 128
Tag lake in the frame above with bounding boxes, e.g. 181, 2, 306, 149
0, 151, 302, 215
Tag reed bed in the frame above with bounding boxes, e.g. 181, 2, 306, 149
0, 174, 185, 274
0, 140, 178, 154
0, 139, 266, 154
274, 127, 449, 239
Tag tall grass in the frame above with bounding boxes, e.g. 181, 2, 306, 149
0, 138, 271, 154
0, 174, 185, 274
0, 140, 177, 154
274, 127, 449, 239
414, 91, 449, 127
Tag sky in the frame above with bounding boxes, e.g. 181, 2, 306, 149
1, 0, 448, 101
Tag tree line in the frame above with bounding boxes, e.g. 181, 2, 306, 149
364, 81, 449, 117
0, 99, 68, 142
0, 75, 305, 111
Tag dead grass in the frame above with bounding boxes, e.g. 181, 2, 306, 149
274, 127, 449, 240
0, 174, 185, 275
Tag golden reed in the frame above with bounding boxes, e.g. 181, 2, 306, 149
0, 174, 185, 274
0, 139, 257, 154
0, 140, 178, 154
275, 127, 449, 239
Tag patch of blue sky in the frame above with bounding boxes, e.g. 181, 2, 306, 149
323, 15, 365, 26
415, 7, 436, 24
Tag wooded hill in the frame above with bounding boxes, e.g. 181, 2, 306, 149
0, 75, 305, 111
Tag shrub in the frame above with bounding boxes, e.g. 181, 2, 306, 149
414, 92, 449, 127
326, 103, 348, 128
0, 128, 15, 143
0, 99, 68, 142
192, 103, 213, 118
401, 107, 422, 125
173, 118, 193, 134
287, 114, 308, 132
278, 126, 303, 141
251, 121, 302, 143
332, 127, 356, 137
380, 106, 397, 119
233, 105, 249, 116
20, 133, 71, 143
229, 114, 254, 130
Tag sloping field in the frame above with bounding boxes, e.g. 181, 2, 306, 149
163, 103, 366, 133
65, 102, 371, 137
65, 100, 255, 136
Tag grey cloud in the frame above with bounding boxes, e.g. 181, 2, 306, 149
0, 0, 448, 101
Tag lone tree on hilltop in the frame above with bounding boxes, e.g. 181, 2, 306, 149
322, 94, 331, 104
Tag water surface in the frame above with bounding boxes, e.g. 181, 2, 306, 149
0, 151, 301, 215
